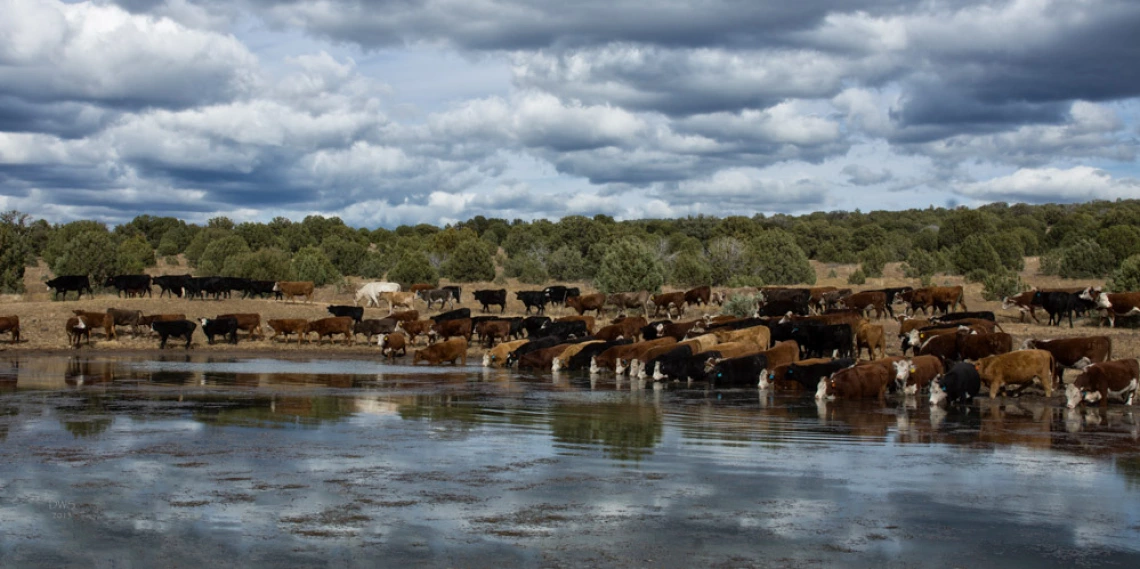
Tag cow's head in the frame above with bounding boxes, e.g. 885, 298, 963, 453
929, 378, 948, 407
651, 361, 666, 381
1065, 383, 1085, 409
614, 358, 629, 375
482, 353, 494, 367
758, 369, 772, 389
377, 334, 388, 347
588, 356, 602, 375
198, 318, 209, 326
814, 378, 831, 401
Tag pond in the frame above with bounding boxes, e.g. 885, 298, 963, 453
0, 354, 1138, 568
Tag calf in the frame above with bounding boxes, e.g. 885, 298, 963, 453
306, 317, 355, 345
855, 322, 886, 360
328, 305, 364, 322
516, 291, 549, 315
72, 310, 117, 340
380, 291, 417, 314
475, 319, 512, 347
199, 317, 239, 345
274, 281, 315, 303
412, 338, 468, 365
266, 319, 310, 344
473, 289, 508, 313
893, 356, 944, 395
0, 315, 19, 343
1081, 289, 1140, 328
396, 319, 433, 344
151, 319, 196, 349
430, 318, 473, 343
355, 318, 398, 344
106, 308, 144, 337
216, 313, 263, 339
1023, 336, 1112, 384
65, 316, 91, 347
975, 349, 1055, 398
566, 293, 606, 316
1066, 359, 1139, 409
378, 333, 408, 360
930, 362, 981, 406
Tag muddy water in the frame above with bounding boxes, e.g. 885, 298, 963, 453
0, 355, 1138, 568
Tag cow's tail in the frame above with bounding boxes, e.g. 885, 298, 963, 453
994, 321, 1005, 333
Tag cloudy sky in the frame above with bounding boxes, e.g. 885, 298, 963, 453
1, 0, 1138, 228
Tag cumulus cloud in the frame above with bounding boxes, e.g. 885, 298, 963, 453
956, 166, 1140, 203
841, 164, 893, 186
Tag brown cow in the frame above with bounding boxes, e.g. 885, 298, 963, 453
409, 283, 434, 295
0, 315, 20, 343
552, 340, 604, 372
266, 319, 310, 344
379, 333, 407, 360
614, 316, 648, 341
216, 313, 263, 339
72, 310, 116, 340
654, 319, 700, 340
275, 281, 315, 303
590, 337, 677, 373
957, 331, 1012, 361
475, 320, 511, 348
650, 291, 686, 318
556, 315, 595, 334
1082, 289, 1140, 328
975, 350, 1055, 398
1001, 290, 1042, 323
430, 318, 473, 343
397, 319, 434, 344
380, 291, 417, 314
816, 362, 893, 400
306, 316, 355, 345
711, 325, 770, 350
413, 337, 468, 365
808, 287, 839, 313
1066, 359, 1139, 409
855, 322, 886, 360
762, 358, 832, 391
840, 291, 887, 320
518, 344, 575, 370
106, 308, 143, 337
1023, 336, 1111, 384
684, 286, 711, 308
916, 286, 967, 315
484, 339, 530, 368
65, 315, 91, 347
893, 356, 944, 395
607, 291, 650, 316
389, 310, 420, 324
626, 333, 720, 377
140, 313, 186, 327
738, 340, 801, 378
917, 333, 959, 364
593, 324, 626, 342
566, 293, 606, 316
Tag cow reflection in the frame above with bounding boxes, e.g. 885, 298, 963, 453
64, 358, 115, 387
549, 402, 663, 461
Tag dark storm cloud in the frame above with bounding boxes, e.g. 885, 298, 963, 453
841, 164, 892, 186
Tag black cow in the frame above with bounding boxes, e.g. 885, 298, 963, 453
153, 274, 192, 298
441, 285, 462, 303
219, 277, 251, 299
778, 358, 855, 391
647, 345, 696, 380
46, 275, 92, 300
638, 320, 676, 341
562, 339, 632, 371
520, 316, 551, 337
756, 300, 808, 317
199, 317, 239, 345
431, 308, 472, 323
185, 276, 227, 300
930, 361, 982, 406
781, 322, 852, 359
516, 291, 549, 315
104, 274, 152, 298
354, 318, 397, 343
543, 285, 573, 305
151, 319, 196, 349
473, 289, 507, 313
505, 336, 565, 367
504, 317, 526, 340
706, 353, 769, 386
538, 320, 588, 341
328, 305, 365, 322
761, 289, 811, 313
419, 289, 455, 310
932, 311, 996, 323
1033, 291, 1080, 328
242, 279, 279, 299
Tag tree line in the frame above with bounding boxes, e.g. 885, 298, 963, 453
2, 199, 1140, 297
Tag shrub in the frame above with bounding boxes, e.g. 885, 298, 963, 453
593, 237, 665, 294
546, 246, 589, 281
965, 269, 989, 284
53, 230, 119, 285
847, 268, 866, 285
827, 269, 837, 279
1108, 254, 1140, 292
156, 226, 193, 256
859, 246, 888, 278
358, 252, 391, 279
442, 240, 496, 282
1038, 250, 1062, 276
116, 235, 156, 274
721, 294, 760, 318
952, 235, 1002, 275
183, 228, 231, 267
0, 222, 30, 293
981, 269, 1026, 302
197, 235, 251, 275
727, 275, 766, 288
989, 232, 1026, 271
321, 235, 368, 277
1059, 238, 1115, 279
504, 253, 549, 285
41, 220, 108, 268
706, 237, 748, 286
669, 251, 711, 287
746, 230, 816, 285
291, 246, 342, 286
903, 248, 939, 279
1097, 225, 1140, 264
387, 250, 439, 288
221, 248, 294, 281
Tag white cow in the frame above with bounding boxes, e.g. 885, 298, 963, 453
355, 282, 401, 307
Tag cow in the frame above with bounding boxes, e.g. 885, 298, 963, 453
710, 324, 770, 349
354, 318, 398, 344
807, 287, 839, 313
956, 331, 1012, 362
1002, 290, 1043, 323
929, 362, 982, 406
705, 340, 800, 386
613, 316, 647, 341
473, 289, 508, 313
409, 283, 435, 296
607, 291, 650, 316
623, 333, 718, 377
815, 362, 894, 400
104, 274, 152, 298
1033, 290, 1081, 327
652, 319, 700, 341
763, 358, 853, 391
355, 282, 401, 307
216, 313, 263, 339
537, 320, 589, 341
684, 286, 711, 309
199, 317, 239, 345
1066, 359, 1139, 409
552, 341, 605, 372
520, 316, 552, 337
1080, 288, 1140, 328
556, 315, 595, 335
275, 281, 315, 303
46, 275, 92, 300
418, 289, 455, 310
185, 276, 226, 300
566, 293, 606, 316
395, 320, 433, 344
265, 319, 310, 344
106, 308, 144, 337
650, 292, 687, 318
917, 332, 960, 365
543, 285, 573, 306
712, 287, 760, 306
440, 285, 462, 304
855, 322, 886, 360
378, 333, 407, 360
241, 279, 278, 299
932, 311, 996, 324
390, 309, 422, 324
590, 337, 677, 374
0, 315, 19, 343
328, 305, 365, 322
413, 337, 468, 365
65, 315, 91, 347
897, 317, 931, 354
1023, 336, 1111, 385
306, 316, 355, 345
798, 323, 855, 359
898, 286, 966, 316
429, 318, 473, 343
975, 349, 1055, 399
518, 344, 576, 371
484, 339, 531, 368
516, 291, 549, 315
153, 274, 192, 298
72, 310, 116, 340
839, 291, 888, 320
474, 320, 512, 347
563, 339, 632, 372
139, 313, 185, 329
380, 291, 417, 314
893, 356, 944, 395
220, 277, 251, 299
865, 287, 913, 318
593, 323, 627, 342
151, 319, 196, 349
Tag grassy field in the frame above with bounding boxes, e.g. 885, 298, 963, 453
1, 256, 1136, 363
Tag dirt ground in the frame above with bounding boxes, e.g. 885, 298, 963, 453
1, 256, 1136, 363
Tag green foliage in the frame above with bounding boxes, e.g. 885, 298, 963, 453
903, 248, 939, 278
827, 269, 837, 279
1038, 250, 1062, 276
431, 227, 480, 257
53, 230, 119, 285
183, 228, 232, 267
118, 215, 186, 248
291, 246, 342, 286
1011, 227, 1041, 256
726, 275, 766, 288
0, 217, 31, 293
358, 252, 391, 279
442, 240, 496, 282
197, 235, 252, 275
1097, 225, 1140, 264
221, 248, 295, 281
965, 268, 989, 284
669, 251, 711, 287
989, 232, 1026, 271
156, 225, 194, 256
707, 237, 748, 286
1059, 238, 1115, 279
236, 222, 286, 251
721, 294, 760, 318
1108, 254, 1140, 292
1046, 212, 1097, 249
593, 238, 665, 294
952, 235, 1003, 275
981, 269, 1027, 302
851, 224, 888, 251
859, 246, 889, 278
746, 230, 816, 285
116, 235, 156, 274
847, 268, 867, 285
42, 220, 109, 268
504, 253, 549, 285
938, 209, 997, 249
387, 250, 439, 288
321, 235, 368, 276
546, 246, 589, 281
